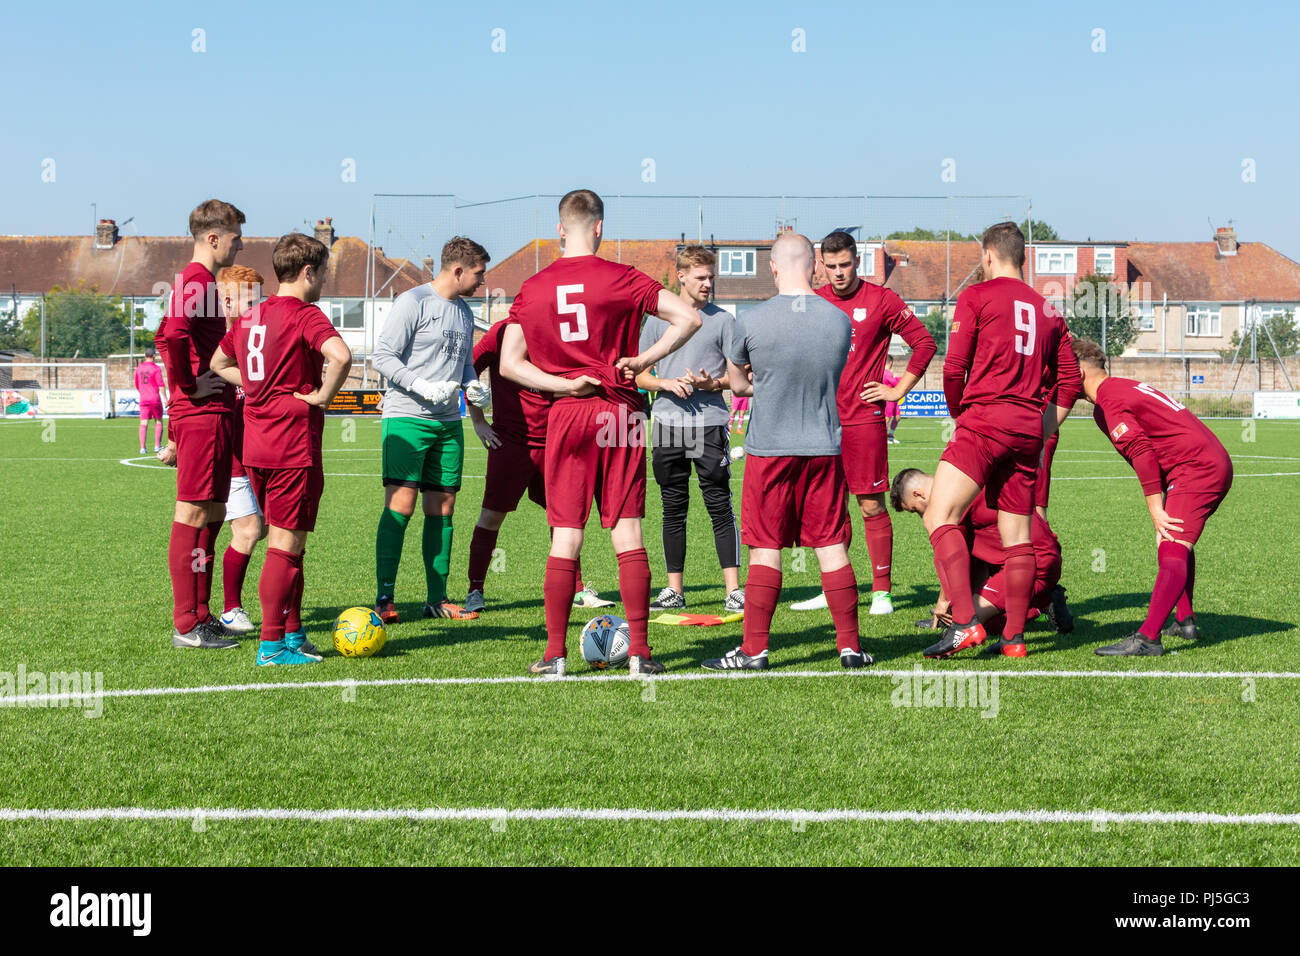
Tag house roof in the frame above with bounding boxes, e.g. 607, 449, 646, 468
0, 234, 428, 299
483, 239, 677, 297
1126, 242, 1300, 303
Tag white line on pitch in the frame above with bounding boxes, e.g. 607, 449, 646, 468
0, 806, 1296, 826
4, 666, 1298, 709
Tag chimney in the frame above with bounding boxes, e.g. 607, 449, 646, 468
95, 219, 119, 249
1215, 226, 1238, 257
314, 216, 335, 248
422, 256, 435, 274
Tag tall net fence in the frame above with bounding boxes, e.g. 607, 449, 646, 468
370, 193, 1034, 280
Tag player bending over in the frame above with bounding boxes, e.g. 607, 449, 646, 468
134, 347, 167, 454
211, 233, 352, 666
790, 230, 936, 617
636, 245, 743, 613
891, 467, 1073, 656
501, 189, 702, 676
462, 318, 611, 613
1074, 339, 1233, 656
703, 232, 871, 670
214, 265, 269, 634
371, 237, 492, 623
922, 222, 1080, 660
156, 198, 245, 651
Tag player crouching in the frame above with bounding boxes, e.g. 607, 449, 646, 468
211, 233, 353, 665
891, 467, 1072, 657
1074, 339, 1233, 656
704, 233, 871, 671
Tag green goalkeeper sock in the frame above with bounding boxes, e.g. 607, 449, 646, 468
376, 508, 411, 601
424, 515, 454, 606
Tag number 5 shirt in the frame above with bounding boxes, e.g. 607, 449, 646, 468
219, 296, 341, 470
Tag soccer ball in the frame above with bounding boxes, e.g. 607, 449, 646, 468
332, 607, 388, 658
580, 615, 630, 669
729, 445, 745, 461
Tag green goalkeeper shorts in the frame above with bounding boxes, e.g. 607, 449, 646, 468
381, 417, 465, 492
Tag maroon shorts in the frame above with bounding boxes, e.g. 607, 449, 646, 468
172, 413, 232, 504
139, 400, 164, 420
247, 463, 325, 532
483, 440, 547, 514
544, 399, 646, 529
1164, 459, 1233, 545
841, 420, 889, 496
1035, 429, 1060, 510
941, 422, 1041, 516
741, 454, 850, 549
978, 545, 1062, 613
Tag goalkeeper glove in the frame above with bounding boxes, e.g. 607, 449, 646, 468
465, 381, 491, 409
410, 378, 460, 405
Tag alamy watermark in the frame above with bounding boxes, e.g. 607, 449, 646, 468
889, 664, 999, 718
0, 664, 104, 718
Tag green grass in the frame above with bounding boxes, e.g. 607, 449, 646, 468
0, 415, 1298, 865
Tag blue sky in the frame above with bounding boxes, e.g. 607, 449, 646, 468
3, 0, 1298, 259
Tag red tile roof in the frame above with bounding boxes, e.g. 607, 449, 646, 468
0, 234, 427, 299
483, 239, 678, 297
1126, 242, 1300, 302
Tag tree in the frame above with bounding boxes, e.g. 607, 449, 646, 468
1063, 272, 1138, 356
0, 306, 36, 352
885, 227, 977, 241
1020, 219, 1059, 241
21, 284, 128, 358
919, 306, 948, 352
1220, 310, 1300, 359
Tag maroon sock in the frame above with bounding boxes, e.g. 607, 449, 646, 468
542, 557, 577, 660
742, 564, 782, 657
1002, 543, 1036, 638
575, 555, 585, 595
259, 548, 298, 643
169, 521, 202, 633
195, 520, 222, 622
863, 512, 893, 592
467, 525, 498, 593
617, 548, 652, 658
930, 524, 975, 623
285, 550, 305, 633
222, 545, 253, 613
1140, 542, 1189, 640
1174, 549, 1195, 621
821, 564, 861, 652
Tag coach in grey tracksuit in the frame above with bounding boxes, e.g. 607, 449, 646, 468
636, 246, 743, 612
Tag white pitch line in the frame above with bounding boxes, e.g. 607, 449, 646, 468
4, 666, 1298, 709
0, 806, 1296, 826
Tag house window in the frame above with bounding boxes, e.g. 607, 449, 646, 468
1246, 304, 1292, 330
1035, 248, 1077, 275
1186, 304, 1221, 337
1136, 301, 1155, 332
1094, 247, 1115, 275
717, 249, 756, 277
856, 244, 875, 277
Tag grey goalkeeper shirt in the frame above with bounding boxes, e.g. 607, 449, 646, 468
640, 302, 735, 428
373, 285, 477, 421
727, 293, 850, 456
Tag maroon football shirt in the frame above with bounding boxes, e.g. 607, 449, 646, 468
945, 277, 1082, 440
509, 255, 662, 410
1093, 376, 1232, 495
158, 261, 234, 421
219, 296, 341, 470
474, 318, 551, 448
815, 280, 936, 425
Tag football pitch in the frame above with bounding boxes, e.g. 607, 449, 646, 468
1, 416, 1298, 866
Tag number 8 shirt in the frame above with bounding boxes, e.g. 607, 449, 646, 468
219, 297, 342, 527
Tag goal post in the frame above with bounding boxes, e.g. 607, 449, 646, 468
0, 362, 110, 420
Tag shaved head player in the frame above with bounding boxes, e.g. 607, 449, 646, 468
500, 189, 702, 676
791, 230, 936, 616
703, 232, 872, 670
